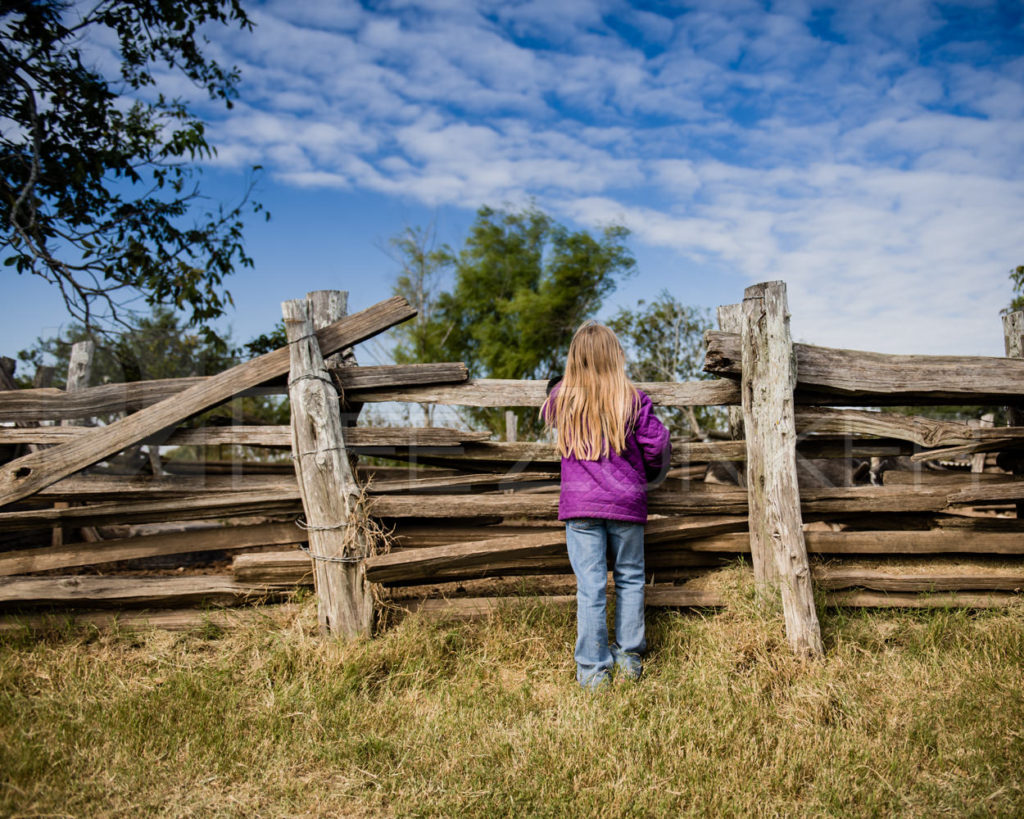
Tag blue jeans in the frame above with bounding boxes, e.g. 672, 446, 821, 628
564, 518, 646, 687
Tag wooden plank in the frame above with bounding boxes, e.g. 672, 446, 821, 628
34, 473, 295, 500
881, 471, 1010, 486
0, 483, 962, 530
0, 521, 303, 576
0, 604, 302, 634
0, 377, 205, 421
741, 281, 822, 655
285, 293, 373, 638
825, 590, 1021, 608
368, 471, 556, 494
383, 437, 919, 473
0, 424, 491, 448
0, 489, 302, 531
0, 297, 416, 507
793, 407, 1022, 448
361, 439, 748, 467
364, 516, 747, 584
946, 482, 1024, 505
338, 362, 468, 390
805, 530, 1024, 555
384, 551, 726, 586
351, 378, 740, 408
910, 438, 1017, 463
234, 551, 719, 586
705, 330, 1024, 404
0, 363, 468, 423
390, 522, 556, 548
624, 529, 1024, 555
0, 574, 297, 609
813, 566, 1024, 592
233, 550, 312, 584
365, 531, 566, 584
798, 485, 950, 515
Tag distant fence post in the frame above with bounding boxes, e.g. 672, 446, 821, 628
1003, 310, 1024, 518
741, 281, 822, 655
54, 341, 95, 548
283, 296, 374, 638
716, 303, 746, 488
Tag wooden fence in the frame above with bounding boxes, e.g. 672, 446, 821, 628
1, 284, 1023, 651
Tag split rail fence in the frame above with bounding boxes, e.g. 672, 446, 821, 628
1, 284, 1023, 652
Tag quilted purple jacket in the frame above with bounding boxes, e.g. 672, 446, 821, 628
546, 386, 671, 524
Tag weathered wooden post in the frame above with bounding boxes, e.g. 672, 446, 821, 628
283, 296, 374, 638
716, 303, 746, 488
505, 410, 518, 443
969, 414, 994, 474
1003, 311, 1024, 517
54, 341, 95, 547
308, 290, 351, 369
741, 281, 822, 655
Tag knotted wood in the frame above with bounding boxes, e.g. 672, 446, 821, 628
0, 297, 415, 508
285, 295, 374, 638
706, 330, 1024, 404
741, 281, 823, 655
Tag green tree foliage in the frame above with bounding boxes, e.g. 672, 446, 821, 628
1, 0, 265, 333
1008, 265, 1024, 314
17, 306, 235, 387
17, 307, 289, 426
607, 291, 723, 437
391, 205, 635, 436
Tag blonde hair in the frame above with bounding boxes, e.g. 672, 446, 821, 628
542, 321, 638, 460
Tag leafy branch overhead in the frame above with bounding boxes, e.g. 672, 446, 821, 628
1, 0, 265, 334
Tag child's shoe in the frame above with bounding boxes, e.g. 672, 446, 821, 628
578, 669, 611, 690
614, 657, 643, 682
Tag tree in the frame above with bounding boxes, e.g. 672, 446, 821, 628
1008, 265, 1024, 314
607, 291, 723, 437
387, 223, 455, 426
391, 205, 635, 437
388, 224, 455, 366
1, 0, 264, 334
17, 307, 289, 426
17, 305, 234, 387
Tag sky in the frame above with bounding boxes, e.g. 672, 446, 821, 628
7, 0, 1024, 367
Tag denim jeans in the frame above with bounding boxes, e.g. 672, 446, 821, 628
564, 518, 646, 687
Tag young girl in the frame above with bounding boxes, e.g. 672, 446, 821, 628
542, 322, 671, 688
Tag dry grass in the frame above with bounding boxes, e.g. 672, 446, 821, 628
2, 569, 1023, 817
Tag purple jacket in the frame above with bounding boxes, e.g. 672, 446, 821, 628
547, 387, 671, 524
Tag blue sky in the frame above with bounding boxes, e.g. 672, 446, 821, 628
7, 0, 1024, 365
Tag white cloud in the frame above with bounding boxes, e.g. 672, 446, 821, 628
186, 0, 1024, 356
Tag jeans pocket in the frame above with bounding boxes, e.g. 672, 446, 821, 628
567, 518, 600, 531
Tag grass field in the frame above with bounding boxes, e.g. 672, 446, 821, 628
2, 570, 1023, 817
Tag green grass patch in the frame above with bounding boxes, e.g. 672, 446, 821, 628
2, 572, 1023, 817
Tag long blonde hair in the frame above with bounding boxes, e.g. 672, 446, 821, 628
542, 321, 639, 460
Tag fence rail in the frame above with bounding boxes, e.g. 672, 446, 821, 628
1, 285, 1022, 646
